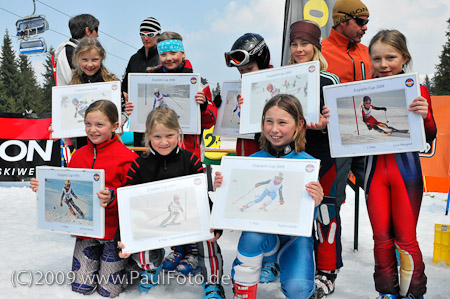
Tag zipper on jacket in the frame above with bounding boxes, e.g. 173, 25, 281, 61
163, 159, 167, 170
347, 47, 356, 82
91, 146, 97, 169
361, 62, 366, 80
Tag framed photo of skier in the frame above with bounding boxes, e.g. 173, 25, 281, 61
36, 166, 105, 238
212, 81, 253, 139
323, 73, 426, 158
51, 81, 122, 138
210, 156, 319, 236
117, 173, 213, 254
239, 61, 320, 134
128, 73, 201, 135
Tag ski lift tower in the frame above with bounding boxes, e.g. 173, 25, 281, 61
16, 0, 49, 55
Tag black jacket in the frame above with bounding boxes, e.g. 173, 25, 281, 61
121, 46, 160, 93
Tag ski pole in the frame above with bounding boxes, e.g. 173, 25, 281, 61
385, 110, 389, 123
145, 210, 170, 223
168, 95, 184, 110
233, 186, 257, 204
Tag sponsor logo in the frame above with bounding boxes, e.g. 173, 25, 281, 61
112, 84, 118, 90
405, 78, 414, 87
194, 178, 202, 185
0, 140, 53, 162
308, 65, 316, 73
93, 173, 100, 181
305, 164, 315, 172
190, 77, 197, 84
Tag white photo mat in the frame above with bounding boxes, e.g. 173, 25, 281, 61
324, 73, 426, 158
240, 61, 320, 134
128, 73, 201, 135
36, 166, 105, 238
117, 173, 213, 254
51, 81, 122, 138
210, 156, 319, 236
213, 81, 253, 139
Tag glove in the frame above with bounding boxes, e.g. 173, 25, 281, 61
60, 203, 63, 207
382, 107, 387, 111
280, 200, 284, 205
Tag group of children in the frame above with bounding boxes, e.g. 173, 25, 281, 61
28, 13, 435, 299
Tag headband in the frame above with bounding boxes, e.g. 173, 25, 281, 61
157, 39, 184, 54
289, 21, 322, 50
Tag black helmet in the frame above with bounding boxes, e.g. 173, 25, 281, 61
225, 33, 271, 69
363, 96, 371, 103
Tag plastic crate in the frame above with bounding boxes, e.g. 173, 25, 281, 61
433, 224, 450, 266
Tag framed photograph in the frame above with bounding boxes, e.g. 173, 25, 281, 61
324, 73, 426, 157
128, 73, 201, 135
210, 156, 319, 236
240, 61, 320, 134
117, 173, 213, 254
36, 166, 105, 238
51, 81, 122, 138
213, 81, 253, 139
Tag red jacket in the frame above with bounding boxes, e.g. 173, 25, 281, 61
322, 28, 372, 83
151, 60, 217, 158
69, 135, 139, 240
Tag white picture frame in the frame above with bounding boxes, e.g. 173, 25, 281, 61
213, 81, 253, 139
128, 73, 201, 135
36, 166, 105, 238
117, 173, 213, 254
324, 73, 426, 158
51, 81, 122, 138
240, 61, 320, 134
210, 156, 319, 236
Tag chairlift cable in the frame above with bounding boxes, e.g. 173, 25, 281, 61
36, 0, 138, 50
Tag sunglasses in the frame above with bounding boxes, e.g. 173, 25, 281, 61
140, 31, 159, 38
339, 11, 369, 27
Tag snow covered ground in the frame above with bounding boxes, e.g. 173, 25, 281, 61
1, 185, 449, 299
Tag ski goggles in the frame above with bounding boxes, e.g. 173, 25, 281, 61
339, 11, 369, 27
140, 31, 160, 38
225, 40, 266, 67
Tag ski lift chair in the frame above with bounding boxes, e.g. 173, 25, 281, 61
19, 38, 47, 55
16, 15, 49, 38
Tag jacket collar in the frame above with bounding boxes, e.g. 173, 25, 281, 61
81, 69, 104, 83
148, 144, 181, 159
329, 28, 355, 49
267, 141, 296, 158
159, 59, 193, 73
86, 134, 118, 151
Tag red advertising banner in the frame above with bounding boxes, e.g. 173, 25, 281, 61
0, 113, 61, 181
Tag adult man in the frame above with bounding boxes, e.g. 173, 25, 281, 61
121, 17, 161, 147
315, 0, 371, 296
55, 14, 99, 86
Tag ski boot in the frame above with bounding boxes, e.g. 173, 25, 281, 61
259, 261, 280, 283
314, 270, 337, 296
176, 254, 200, 276
139, 265, 162, 293
377, 294, 398, 299
401, 296, 423, 299
203, 283, 226, 299
233, 283, 257, 299
308, 286, 326, 299
162, 251, 184, 272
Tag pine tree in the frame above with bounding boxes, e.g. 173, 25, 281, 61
0, 30, 22, 112
40, 47, 55, 113
423, 75, 433, 94
212, 82, 221, 98
17, 54, 44, 113
433, 18, 450, 95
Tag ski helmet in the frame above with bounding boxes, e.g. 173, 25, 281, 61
266, 83, 273, 91
225, 33, 271, 69
153, 88, 159, 94
65, 180, 71, 187
363, 96, 371, 103
72, 98, 78, 104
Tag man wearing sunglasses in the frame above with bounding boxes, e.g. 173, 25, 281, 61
121, 17, 162, 147
316, 0, 371, 296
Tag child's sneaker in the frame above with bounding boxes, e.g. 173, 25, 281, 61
259, 262, 280, 283
377, 294, 398, 299
162, 251, 184, 271
176, 254, 200, 276
233, 283, 257, 299
203, 283, 226, 299
139, 266, 161, 293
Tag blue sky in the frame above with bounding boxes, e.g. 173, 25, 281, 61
1, 0, 448, 88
